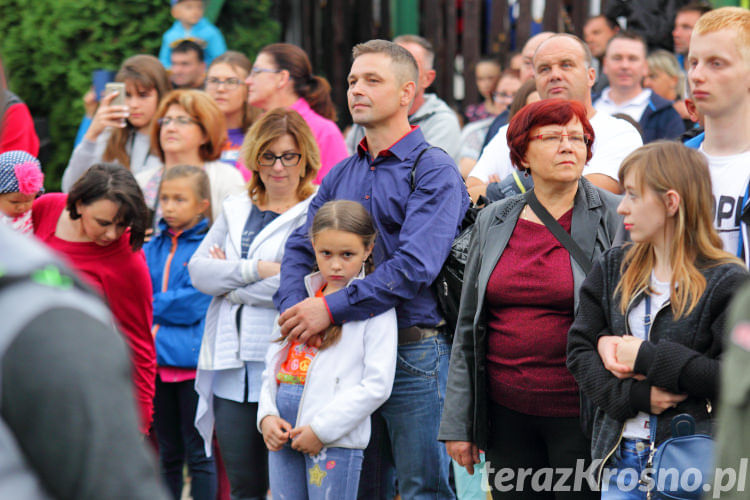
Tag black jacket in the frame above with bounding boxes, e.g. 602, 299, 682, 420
567, 245, 748, 481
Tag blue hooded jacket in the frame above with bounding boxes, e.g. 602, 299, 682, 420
144, 218, 212, 368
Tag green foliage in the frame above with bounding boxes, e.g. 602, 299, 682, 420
214, 0, 280, 61
0, 0, 279, 191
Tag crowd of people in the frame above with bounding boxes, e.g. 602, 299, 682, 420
2, 1, 750, 499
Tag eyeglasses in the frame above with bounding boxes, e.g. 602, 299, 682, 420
258, 152, 302, 167
492, 91, 515, 101
205, 77, 244, 90
158, 116, 198, 127
250, 67, 282, 77
530, 133, 591, 147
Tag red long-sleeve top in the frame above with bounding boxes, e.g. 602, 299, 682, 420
32, 193, 156, 433
1, 102, 40, 156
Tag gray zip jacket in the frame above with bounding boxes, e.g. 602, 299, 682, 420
438, 178, 622, 449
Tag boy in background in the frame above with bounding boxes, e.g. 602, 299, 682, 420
159, 0, 226, 69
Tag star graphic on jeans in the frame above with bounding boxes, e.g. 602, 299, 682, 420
308, 464, 327, 487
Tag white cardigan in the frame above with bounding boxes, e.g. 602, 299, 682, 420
189, 192, 313, 454
257, 272, 398, 450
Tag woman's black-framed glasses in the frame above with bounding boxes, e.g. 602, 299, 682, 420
258, 152, 302, 167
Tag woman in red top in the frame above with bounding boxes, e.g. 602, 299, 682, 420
441, 100, 623, 499
32, 163, 155, 434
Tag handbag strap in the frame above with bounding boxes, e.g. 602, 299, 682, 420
526, 191, 592, 274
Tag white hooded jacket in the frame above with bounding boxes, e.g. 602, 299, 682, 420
257, 271, 398, 449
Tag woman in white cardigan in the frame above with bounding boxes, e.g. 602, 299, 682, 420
136, 89, 245, 227
189, 108, 319, 500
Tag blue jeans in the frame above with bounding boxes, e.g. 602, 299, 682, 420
358, 334, 455, 500
601, 439, 650, 500
154, 376, 216, 500
269, 383, 364, 500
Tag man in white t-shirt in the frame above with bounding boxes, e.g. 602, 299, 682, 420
467, 34, 642, 201
685, 7, 750, 262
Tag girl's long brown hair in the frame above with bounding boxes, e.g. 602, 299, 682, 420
616, 141, 742, 318
102, 55, 171, 168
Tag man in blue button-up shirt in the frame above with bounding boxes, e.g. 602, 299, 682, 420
274, 40, 468, 499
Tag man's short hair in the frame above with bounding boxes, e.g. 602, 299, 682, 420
693, 7, 750, 64
677, 1, 713, 17
585, 14, 619, 31
393, 34, 435, 69
352, 39, 419, 85
172, 40, 205, 62
605, 31, 647, 56
535, 33, 594, 69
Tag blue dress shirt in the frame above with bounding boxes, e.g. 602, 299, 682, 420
274, 126, 469, 329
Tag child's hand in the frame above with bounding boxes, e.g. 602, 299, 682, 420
290, 425, 324, 455
208, 244, 226, 260
260, 415, 292, 452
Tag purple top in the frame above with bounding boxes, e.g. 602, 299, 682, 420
219, 127, 252, 181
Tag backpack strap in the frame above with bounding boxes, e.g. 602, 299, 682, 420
410, 146, 443, 192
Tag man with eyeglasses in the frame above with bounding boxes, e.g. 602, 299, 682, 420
170, 40, 206, 89
275, 39, 469, 500
467, 33, 643, 201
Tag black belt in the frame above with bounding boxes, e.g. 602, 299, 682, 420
397, 325, 442, 345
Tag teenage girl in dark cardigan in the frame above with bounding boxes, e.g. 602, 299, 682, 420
567, 141, 749, 498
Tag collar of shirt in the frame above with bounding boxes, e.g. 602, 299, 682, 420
600, 87, 652, 109
356, 125, 420, 161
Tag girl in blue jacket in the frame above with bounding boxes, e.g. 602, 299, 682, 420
144, 165, 215, 500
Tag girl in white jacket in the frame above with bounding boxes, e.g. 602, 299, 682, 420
258, 200, 397, 500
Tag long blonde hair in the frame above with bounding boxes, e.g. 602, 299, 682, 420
616, 141, 741, 318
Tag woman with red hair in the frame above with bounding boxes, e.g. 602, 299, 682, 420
440, 99, 622, 499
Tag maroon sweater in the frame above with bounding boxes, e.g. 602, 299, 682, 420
485, 209, 580, 417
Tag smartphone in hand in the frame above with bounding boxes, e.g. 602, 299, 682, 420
105, 82, 126, 106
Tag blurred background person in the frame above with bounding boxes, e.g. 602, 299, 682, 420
205, 51, 259, 180
246, 42, 346, 184
63, 55, 171, 192
138, 89, 245, 228
463, 56, 502, 123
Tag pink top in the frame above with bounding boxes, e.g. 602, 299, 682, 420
290, 98, 348, 184
158, 366, 196, 383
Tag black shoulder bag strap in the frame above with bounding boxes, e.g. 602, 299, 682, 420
410, 146, 442, 191
526, 190, 592, 274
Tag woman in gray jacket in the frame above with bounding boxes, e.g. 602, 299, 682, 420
189, 108, 319, 500
439, 100, 622, 499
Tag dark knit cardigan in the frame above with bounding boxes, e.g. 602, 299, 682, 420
567, 245, 749, 476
